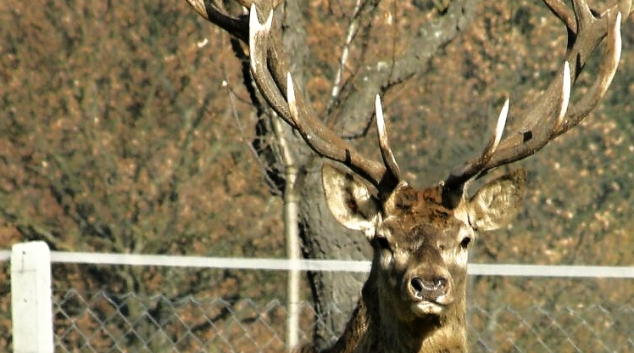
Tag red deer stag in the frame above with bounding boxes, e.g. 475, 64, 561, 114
182, 0, 629, 352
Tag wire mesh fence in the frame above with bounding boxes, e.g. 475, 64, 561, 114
46, 289, 634, 353
1, 249, 633, 353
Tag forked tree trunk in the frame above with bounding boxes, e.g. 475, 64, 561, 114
237, 1, 480, 349
274, 3, 371, 347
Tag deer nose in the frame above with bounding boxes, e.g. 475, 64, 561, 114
411, 276, 446, 294
407, 273, 453, 304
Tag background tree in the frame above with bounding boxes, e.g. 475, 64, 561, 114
179, 0, 634, 348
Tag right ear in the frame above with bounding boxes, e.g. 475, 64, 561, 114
321, 163, 381, 238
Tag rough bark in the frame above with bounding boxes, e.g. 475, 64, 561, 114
276, 2, 371, 345
299, 161, 371, 347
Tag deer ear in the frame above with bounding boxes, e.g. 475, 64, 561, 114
322, 163, 381, 238
467, 169, 526, 231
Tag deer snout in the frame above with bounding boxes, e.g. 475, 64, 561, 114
406, 268, 454, 306
410, 276, 446, 295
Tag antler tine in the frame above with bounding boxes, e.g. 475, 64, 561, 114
563, 11, 622, 131
249, 6, 292, 119
286, 73, 303, 129
184, 0, 249, 42
248, 5, 392, 190
552, 61, 572, 132
571, 0, 595, 26
444, 1, 627, 190
375, 95, 402, 183
446, 99, 509, 187
543, 0, 576, 32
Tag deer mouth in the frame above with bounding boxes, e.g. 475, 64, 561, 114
410, 295, 452, 316
411, 301, 445, 316
406, 275, 454, 316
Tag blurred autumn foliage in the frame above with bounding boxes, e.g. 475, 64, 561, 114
1, 0, 633, 351
0, 0, 287, 349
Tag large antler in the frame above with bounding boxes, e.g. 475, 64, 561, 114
183, 0, 402, 192
183, 0, 629, 195
248, 8, 401, 191
183, 0, 403, 193
444, 0, 628, 190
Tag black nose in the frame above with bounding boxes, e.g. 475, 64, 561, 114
410, 276, 447, 298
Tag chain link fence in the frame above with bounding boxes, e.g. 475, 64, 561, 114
2, 248, 633, 352
45, 289, 634, 353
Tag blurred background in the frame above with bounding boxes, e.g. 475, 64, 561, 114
1, 0, 633, 352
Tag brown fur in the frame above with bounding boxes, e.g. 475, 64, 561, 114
308, 166, 524, 353
299, 185, 472, 353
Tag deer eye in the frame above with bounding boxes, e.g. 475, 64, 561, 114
460, 236, 471, 249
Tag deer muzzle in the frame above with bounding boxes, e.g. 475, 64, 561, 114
405, 267, 454, 316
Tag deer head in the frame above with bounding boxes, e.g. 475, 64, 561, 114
182, 0, 628, 352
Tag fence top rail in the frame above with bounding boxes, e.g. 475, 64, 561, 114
1, 249, 633, 278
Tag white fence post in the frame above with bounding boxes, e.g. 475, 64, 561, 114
11, 241, 54, 353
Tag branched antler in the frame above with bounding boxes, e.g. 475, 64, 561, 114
247, 5, 401, 192
444, 1, 628, 190
182, 0, 631, 197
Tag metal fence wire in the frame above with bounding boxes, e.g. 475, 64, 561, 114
50, 290, 634, 353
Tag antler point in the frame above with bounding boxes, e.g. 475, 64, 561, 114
375, 95, 385, 131
264, 9, 273, 31
494, 99, 510, 147
286, 73, 298, 118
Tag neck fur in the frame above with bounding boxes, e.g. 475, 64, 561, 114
301, 268, 468, 353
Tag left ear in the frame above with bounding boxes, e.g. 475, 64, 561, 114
467, 169, 526, 231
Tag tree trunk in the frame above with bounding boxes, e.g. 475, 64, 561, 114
273, 2, 371, 347
298, 162, 370, 348
244, 1, 480, 349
